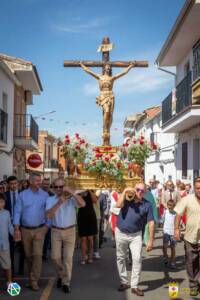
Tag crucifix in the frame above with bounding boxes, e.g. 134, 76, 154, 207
64, 37, 148, 146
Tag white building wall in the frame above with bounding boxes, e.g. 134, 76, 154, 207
176, 125, 200, 185
144, 113, 176, 184
0, 67, 14, 180
176, 50, 193, 85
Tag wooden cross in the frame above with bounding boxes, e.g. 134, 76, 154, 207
64, 37, 148, 71
64, 37, 148, 145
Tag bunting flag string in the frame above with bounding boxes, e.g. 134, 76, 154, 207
37, 117, 90, 126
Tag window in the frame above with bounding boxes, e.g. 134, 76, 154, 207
150, 132, 157, 144
0, 93, 8, 143
2, 93, 8, 112
193, 139, 200, 179
182, 142, 188, 179
184, 61, 190, 76
193, 39, 200, 81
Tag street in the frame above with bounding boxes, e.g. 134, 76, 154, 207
0, 229, 192, 300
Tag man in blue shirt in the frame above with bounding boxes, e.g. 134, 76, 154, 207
115, 182, 155, 297
13, 173, 49, 291
46, 178, 85, 294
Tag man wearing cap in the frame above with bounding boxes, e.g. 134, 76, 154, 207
115, 182, 155, 296
46, 179, 85, 294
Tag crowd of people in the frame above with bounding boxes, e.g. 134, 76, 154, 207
0, 174, 200, 297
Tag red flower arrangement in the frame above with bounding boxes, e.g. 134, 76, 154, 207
85, 149, 126, 181
121, 135, 159, 167
62, 133, 89, 163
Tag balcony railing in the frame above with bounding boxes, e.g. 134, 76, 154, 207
162, 92, 172, 124
176, 71, 192, 113
14, 114, 38, 144
193, 40, 200, 82
0, 109, 8, 143
162, 72, 192, 125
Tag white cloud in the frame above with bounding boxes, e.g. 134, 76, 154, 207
52, 17, 110, 34
83, 64, 172, 97
116, 65, 172, 95
82, 46, 174, 97
84, 82, 98, 96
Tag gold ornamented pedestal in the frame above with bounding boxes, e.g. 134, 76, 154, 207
65, 145, 142, 191
65, 146, 142, 191
65, 170, 142, 191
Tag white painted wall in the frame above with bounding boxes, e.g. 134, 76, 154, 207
144, 113, 176, 184
176, 49, 193, 85
176, 124, 200, 185
0, 67, 14, 180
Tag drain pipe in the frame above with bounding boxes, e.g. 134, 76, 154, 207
155, 62, 176, 76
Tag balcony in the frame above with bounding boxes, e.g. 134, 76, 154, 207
162, 92, 172, 125
14, 114, 39, 150
0, 109, 8, 146
192, 40, 200, 104
162, 71, 200, 133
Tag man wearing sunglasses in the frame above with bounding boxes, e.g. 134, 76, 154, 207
46, 178, 85, 294
115, 182, 155, 296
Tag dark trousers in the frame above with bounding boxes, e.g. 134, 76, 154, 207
9, 235, 25, 274
184, 240, 200, 288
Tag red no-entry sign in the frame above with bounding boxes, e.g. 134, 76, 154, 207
27, 154, 42, 168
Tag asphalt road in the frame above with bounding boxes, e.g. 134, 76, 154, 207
0, 229, 194, 300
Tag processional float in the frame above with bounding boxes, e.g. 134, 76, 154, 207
63, 37, 149, 190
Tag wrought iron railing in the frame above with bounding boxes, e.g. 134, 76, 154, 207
0, 109, 8, 143
176, 71, 192, 114
14, 114, 38, 144
162, 92, 172, 124
193, 40, 200, 82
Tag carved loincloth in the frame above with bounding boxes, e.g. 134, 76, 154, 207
96, 92, 114, 113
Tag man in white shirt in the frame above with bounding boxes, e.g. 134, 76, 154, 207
174, 177, 200, 297
46, 178, 85, 294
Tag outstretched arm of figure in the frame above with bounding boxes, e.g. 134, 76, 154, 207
80, 62, 100, 80
113, 62, 135, 80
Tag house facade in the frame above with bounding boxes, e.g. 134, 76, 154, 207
124, 106, 176, 183
26, 130, 66, 181
0, 54, 42, 180
156, 0, 200, 184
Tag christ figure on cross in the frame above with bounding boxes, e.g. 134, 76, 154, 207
80, 61, 135, 146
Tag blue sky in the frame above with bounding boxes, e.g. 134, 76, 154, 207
1, 0, 185, 145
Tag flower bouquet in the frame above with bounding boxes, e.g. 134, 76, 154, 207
62, 133, 89, 163
85, 147, 126, 181
121, 135, 159, 171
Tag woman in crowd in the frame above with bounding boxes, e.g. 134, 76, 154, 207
77, 190, 98, 264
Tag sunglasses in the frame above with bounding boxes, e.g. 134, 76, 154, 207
54, 185, 64, 189
136, 188, 145, 193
